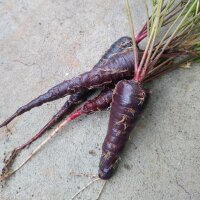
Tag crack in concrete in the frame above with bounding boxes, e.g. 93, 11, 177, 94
175, 177, 191, 200
37, 64, 43, 80
12, 59, 37, 67
42, 23, 50, 44
158, 131, 180, 171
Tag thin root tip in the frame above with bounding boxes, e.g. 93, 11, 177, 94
0, 123, 6, 129
0, 113, 18, 129
0, 122, 10, 129
0, 170, 14, 181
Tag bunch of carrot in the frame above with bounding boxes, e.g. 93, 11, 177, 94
0, 1, 200, 195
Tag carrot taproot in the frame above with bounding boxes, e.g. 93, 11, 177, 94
0, 37, 133, 129
94, 36, 133, 67
98, 80, 147, 179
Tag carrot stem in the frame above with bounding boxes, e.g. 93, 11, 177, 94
125, 0, 139, 75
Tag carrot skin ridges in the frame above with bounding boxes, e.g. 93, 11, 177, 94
0, 37, 133, 128
98, 80, 148, 180
81, 88, 113, 114
95, 36, 132, 68
47, 48, 135, 95
68, 88, 113, 120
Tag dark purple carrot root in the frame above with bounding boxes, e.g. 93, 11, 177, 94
0, 37, 133, 129
8, 47, 135, 110
95, 36, 133, 67
80, 88, 113, 114
98, 80, 148, 180
1, 88, 114, 177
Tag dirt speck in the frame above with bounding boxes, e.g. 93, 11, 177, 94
123, 163, 132, 170
5, 126, 12, 134
89, 150, 96, 156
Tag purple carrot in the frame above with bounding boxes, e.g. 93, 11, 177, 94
98, 80, 148, 180
0, 47, 140, 129
0, 37, 133, 129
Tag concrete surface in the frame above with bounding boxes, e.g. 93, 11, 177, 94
0, 0, 200, 200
